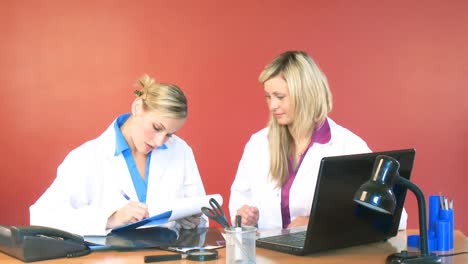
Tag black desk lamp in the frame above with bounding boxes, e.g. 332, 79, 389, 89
353, 155, 442, 264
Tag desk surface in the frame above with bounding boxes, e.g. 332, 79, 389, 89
1, 230, 467, 263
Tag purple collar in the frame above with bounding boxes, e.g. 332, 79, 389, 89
311, 118, 331, 144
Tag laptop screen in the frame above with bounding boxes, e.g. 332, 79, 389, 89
304, 149, 415, 253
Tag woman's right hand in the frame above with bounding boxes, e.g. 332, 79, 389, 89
106, 201, 149, 229
236, 205, 259, 226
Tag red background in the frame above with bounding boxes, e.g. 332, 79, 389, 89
0, 1, 466, 234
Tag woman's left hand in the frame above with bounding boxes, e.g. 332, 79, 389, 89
176, 214, 202, 229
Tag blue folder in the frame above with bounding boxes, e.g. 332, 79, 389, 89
110, 210, 172, 234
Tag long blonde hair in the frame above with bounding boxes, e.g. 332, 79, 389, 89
259, 51, 333, 187
133, 74, 187, 119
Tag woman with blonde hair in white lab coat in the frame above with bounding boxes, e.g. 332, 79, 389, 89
229, 51, 407, 230
30, 74, 206, 236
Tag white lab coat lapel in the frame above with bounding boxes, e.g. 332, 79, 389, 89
145, 138, 180, 216
255, 164, 281, 229
105, 155, 135, 198
252, 132, 283, 229
94, 123, 136, 215
146, 145, 172, 195
289, 141, 336, 221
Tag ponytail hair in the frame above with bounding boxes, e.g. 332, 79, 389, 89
133, 74, 188, 119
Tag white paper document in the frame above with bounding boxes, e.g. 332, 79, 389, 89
111, 194, 222, 233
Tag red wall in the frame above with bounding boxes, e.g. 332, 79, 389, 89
0, 1, 467, 234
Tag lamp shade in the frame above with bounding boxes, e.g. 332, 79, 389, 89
353, 155, 400, 214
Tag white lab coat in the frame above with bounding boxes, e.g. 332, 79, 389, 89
30, 118, 206, 236
229, 118, 407, 230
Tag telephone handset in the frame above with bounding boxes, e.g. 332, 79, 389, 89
0, 225, 90, 262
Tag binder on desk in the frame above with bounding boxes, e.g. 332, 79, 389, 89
85, 227, 225, 252
85, 226, 179, 250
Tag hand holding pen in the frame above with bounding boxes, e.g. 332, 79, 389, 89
106, 190, 149, 229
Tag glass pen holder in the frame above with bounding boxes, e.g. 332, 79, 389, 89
224, 226, 257, 264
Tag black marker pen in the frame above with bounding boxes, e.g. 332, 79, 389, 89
144, 249, 218, 263
144, 254, 181, 263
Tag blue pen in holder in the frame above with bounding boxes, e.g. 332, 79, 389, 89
407, 194, 454, 252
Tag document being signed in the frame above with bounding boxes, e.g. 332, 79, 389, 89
111, 194, 223, 233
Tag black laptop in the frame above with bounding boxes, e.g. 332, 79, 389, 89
255, 149, 415, 255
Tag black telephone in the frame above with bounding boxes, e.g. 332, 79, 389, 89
0, 225, 90, 262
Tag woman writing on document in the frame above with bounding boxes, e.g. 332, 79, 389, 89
30, 74, 206, 235
229, 51, 407, 230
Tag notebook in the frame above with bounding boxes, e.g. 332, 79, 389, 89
255, 149, 416, 255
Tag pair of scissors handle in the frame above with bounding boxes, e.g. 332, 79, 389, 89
201, 198, 229, 228
209, 198, 225, 215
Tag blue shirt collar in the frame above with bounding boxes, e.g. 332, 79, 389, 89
114, 113, 167, 156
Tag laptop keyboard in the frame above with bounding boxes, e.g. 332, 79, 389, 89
259, 231, 306, 247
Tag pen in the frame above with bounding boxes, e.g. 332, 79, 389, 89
120, 190, 130, 201
235, 215, 242, 229
144, 254, 182, 263
235, 215, 243, 261
145, 250, 218, 262
439, 193, 444, 209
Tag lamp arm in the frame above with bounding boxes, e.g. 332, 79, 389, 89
395, 176, 430, 256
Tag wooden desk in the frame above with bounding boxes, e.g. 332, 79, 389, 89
1, 230, 467, 263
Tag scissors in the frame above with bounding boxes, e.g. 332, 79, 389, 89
201, 198, 230, 228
